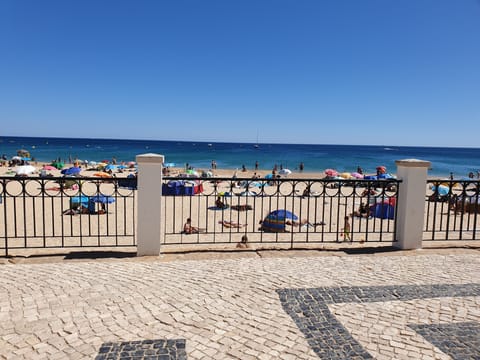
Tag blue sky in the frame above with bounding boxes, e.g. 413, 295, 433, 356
1, 1, 479, 147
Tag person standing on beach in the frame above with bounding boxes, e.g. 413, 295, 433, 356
255, 161, 259, 170
341, 216, 351, 242
299, 162, 304, 172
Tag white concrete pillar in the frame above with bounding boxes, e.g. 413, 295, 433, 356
136, 153, 164, 256
395, 159, 431, 250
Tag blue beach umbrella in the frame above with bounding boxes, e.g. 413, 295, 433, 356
431, 185, 450, 196
61, 167, 82, 175
104, 164, 117, 171
261, 209, 298, 232
268, 209, 298, 221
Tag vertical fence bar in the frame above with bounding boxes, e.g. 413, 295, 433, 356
2, 179, 8, 256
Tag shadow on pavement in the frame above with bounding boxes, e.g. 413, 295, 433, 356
63, 251, 137, 260
341, 246, 398, 255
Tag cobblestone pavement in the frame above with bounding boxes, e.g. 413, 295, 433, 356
0, 249, 479, 359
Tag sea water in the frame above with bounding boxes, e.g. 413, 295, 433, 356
1, 136, 479, 178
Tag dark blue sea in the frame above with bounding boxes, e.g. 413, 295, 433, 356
1, 136, 479, 178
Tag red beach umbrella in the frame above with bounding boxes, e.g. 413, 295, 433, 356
325, 169, 338, 177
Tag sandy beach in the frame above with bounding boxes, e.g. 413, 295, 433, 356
0, 161, 477, 256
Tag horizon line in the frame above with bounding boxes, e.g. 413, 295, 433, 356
1, 134, 479, 150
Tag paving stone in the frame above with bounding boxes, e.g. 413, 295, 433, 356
0, 251, 479, 359
408, 322, 480, 360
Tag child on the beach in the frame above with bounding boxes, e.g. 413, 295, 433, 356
341, 216, 351, 241
236, 235, 249, 248
183, 218, 199, 234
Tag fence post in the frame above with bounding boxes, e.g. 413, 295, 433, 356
395, 159, 431, 250
136, 153, 164, 256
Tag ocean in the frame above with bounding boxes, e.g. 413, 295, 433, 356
1, 136, 479, 178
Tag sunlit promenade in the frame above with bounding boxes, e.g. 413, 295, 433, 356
1, 248, 479, 359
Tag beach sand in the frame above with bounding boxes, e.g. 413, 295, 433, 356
0, 162, 476, 256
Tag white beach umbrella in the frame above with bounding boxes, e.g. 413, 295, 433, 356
15, 165, 36, 175
279, 168, 292, 176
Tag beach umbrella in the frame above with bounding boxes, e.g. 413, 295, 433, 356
11, 156, 22, 161
117, 165, 127, 170
240, 190, 258, 196
351, 172, 364, 179
267, 209, 298, 221
340, 172, 352, 179
128, 161, 136, 168
61, 167, 81, 176
164, 162, 176, 168
42, 165, 57, 171
261, 209, 299, 232
104, 164, 117, 171
431, 185, 450, 196
90, 195, 116, 204
15, 165, 36, 175
376, 166, 387, 174
325, 169, 338, 177
186, 169, 199, 177
51, 161, 64, 169
17, 149, 30, 157
279, 168, 292, 176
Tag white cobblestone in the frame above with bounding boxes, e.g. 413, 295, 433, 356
0, 250, 479, 359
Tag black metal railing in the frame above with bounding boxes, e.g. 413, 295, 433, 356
425, 179, 479, 242
162, 177, 401, 249
0, 176, 136, 256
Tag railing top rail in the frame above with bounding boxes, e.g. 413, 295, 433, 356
163, 176, 402, 183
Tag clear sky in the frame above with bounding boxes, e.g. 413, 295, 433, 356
1, 1, 479, 147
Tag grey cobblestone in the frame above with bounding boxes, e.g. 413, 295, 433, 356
0, 250, 479, 359
408, 322, 480, 360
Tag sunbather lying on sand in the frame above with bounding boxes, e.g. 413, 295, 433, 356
62, 205, 90, 215
218, 220, 247, 228
230, 204, 253, 211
